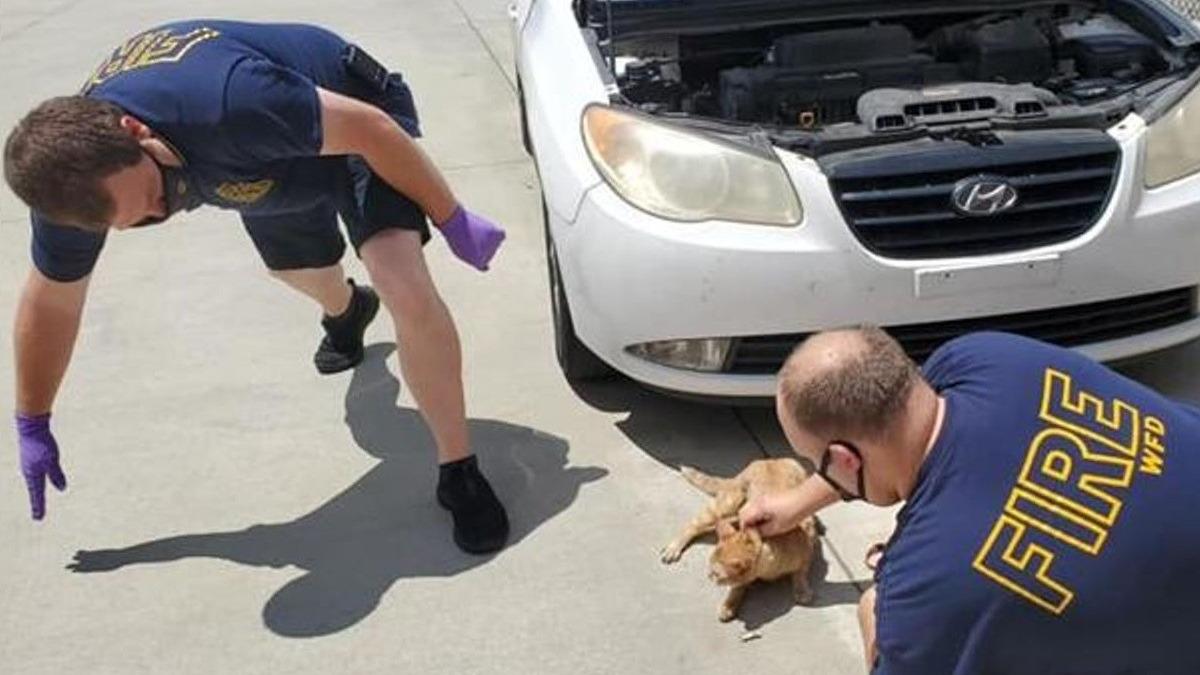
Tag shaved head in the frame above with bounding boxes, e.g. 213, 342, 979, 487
778, 326, 918, 442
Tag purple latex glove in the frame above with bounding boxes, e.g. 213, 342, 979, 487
438, 206, 506, 271
16, 413, 67, 520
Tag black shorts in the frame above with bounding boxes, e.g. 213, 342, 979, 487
241, 73, 431, 271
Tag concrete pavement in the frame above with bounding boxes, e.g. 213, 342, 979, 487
3, 2, 1200, 674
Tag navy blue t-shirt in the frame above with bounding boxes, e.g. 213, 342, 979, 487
32, 20, 416, 281
874, 332, 1200, 675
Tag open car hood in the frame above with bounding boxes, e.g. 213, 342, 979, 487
578, 0, 1200, 44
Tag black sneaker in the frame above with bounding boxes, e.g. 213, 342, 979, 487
437, 456, 510, 554
314, 279, 380, 375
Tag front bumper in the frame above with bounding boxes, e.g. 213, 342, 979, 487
550, 119, 1200, 398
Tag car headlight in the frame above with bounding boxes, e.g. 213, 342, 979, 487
1145, 79, 1200, 188
582, 105, 802, 225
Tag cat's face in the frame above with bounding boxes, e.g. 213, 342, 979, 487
708, 519, 762, 586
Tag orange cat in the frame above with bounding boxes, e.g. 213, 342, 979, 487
661, 458, 820, 622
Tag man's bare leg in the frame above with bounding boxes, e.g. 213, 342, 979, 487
858, 586, 879, 671
268, 242, 469, 464
359, 230, 467, 462
269, 264, 353, 316
359, 229, 507, 554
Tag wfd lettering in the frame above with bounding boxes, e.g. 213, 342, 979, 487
972, 368, 1166, 615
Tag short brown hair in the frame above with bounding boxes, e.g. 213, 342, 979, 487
4, 96, 141, 229
778, 325, 919, 441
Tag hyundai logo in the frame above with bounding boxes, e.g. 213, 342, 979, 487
951, 175, 1019, 216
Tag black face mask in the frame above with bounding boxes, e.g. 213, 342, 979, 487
132, 152, 200, 228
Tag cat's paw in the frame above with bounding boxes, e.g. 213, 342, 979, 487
660, 541, 686, 564
795, 586, 816, 606
717, 605, 738, 622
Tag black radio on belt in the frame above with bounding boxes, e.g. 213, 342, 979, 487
342, 44, 390, 93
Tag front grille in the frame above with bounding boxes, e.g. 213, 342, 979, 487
1168, 0, 1200, 20
727, 287, 1197, 374
825, 130, 1120, 259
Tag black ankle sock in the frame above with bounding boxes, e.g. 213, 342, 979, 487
438, 455, 477, 477
314, 280, 379, 375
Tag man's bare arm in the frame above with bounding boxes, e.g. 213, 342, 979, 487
315, 87, 458, 224
14, 269, 90, 415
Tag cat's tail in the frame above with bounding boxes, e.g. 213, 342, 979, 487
679, 466, 735, 495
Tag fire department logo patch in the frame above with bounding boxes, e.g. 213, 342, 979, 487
215, 179, 276, 204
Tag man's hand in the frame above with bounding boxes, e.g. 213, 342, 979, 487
16, 413, 67, 520
739, 489, 807, 536
740, 474, 840, 537
437, 206, 506, 271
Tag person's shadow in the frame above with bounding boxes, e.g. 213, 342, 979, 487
67, 343, 607, 638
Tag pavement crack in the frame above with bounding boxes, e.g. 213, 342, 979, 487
440, 156, 532, 172
732, 406, 775, 459
822, 534, 872, 593
451, 0, 517, 95
0, 0, 90, 42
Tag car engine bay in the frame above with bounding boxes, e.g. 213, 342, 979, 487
577, 1, 1200, 145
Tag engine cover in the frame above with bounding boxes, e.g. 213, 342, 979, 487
933, 17, 1055, 84
1058, 14, 1165, 79
858, 83, 1060, 132
718, 24, 955, 126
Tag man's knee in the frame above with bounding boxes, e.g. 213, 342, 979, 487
361, 230, 441, 320
379, 276, 442, 323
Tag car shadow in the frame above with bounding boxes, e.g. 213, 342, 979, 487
1114, 338, 1200, 404
67, 343, 607, 638
567, 378, 765, 478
